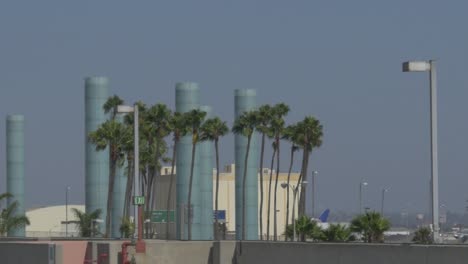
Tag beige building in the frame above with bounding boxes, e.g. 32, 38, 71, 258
26, 205, 84, 237
159, 164, 301, 239
25, 165, 300, 239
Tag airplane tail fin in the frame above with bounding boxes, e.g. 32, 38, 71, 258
318, 209, 330, 223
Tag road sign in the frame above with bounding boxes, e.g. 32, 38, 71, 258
150, 210, 175, 223
133, 196, 145, 205
213, 210, 226, 222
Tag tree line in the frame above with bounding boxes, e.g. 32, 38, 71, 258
85, 95, 326, 240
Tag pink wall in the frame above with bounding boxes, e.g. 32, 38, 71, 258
54, 241, 88, 264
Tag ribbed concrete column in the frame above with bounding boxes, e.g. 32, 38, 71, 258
111, 114, 127, 238
175, 82, 201, 240
234, 89, 259, 240
85, 77, 109, 234
199, 105, 213, 240
6, 114, 25, 237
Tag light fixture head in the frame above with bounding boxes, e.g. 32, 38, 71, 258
117, 105, 135, 113
402, 61, 431, 72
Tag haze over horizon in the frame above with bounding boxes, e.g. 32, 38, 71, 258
1, 1, 468, 216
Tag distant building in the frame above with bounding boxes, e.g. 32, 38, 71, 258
26, 205, 85, 237
26, 165, 301, 240
157, 164, 301, 239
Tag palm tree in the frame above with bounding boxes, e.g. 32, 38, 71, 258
185, 109, 207, 240
0, 193, 30, 237
284, 215, 322, 242
295, 116, 323, 217
200, 117, 229, 240
350, 211, 390, 243
282, 124, 300, 241
72, 208, 102, 237
145, 104, 172, 213
103, 95, 124, 120
166, 112, 189, 239
266, 142, 276, 240
256, 104, 273, 240
322, 224, 354, 242
119, 217, 135, 238
271, 103, 289, 241
232, 110, 258, 240
89, 120, 129, 237
412, 227, 433, 244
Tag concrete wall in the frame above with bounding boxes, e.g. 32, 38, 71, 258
0, 242, 62, 264
3, 240, 468, 264
142, 240, 214, 264
234, 242, 468, 264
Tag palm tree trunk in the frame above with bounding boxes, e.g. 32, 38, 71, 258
123, 157, 134, 219
151, 141, 161, 212
242, 134, 252, 240
147, 141, 161, 238
166, 141, 177, 240
187, 141, 197, 240
145, 169, 155, 238
273, 137, 280, 241
293, 173, 302, 227
106, 152, 117, 238
299, 146, 310, 217
284, 146, 295, 241
258, 133, 266, 240
266, 148, 276, 240
214, 139, 220, 240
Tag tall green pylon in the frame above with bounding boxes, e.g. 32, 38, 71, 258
85, 77, 109, 235
6, 114, 26, 237
234, 89, 259, 240
199, 105, 213, 240
175, 82, 201, 240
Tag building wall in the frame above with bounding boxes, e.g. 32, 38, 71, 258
26, 205, 85, 237
160, 164, 300, 239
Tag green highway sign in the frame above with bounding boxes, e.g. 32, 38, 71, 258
133, 196, 145, 205
150, 210, 175, 223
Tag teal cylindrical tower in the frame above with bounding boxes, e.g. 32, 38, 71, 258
6, 114, 25, 237
199, 105, 213, 240
175, 82, 201, 240
85, 77, 109, 233
111, 114, 127, 238
234, 89, 259, 240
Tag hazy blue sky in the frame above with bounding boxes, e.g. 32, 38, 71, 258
1, 1, 468, 216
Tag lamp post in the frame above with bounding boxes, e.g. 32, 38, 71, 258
359, 179, 368, 214
312, 171, 318, 218
65, 186, 71, 237
282, 181, 308, 242
117, 104, 145, 252
402, 60, 440, 242
381, 188, 389, 216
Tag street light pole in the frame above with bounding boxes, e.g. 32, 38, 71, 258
133, 104, 140, 243
282, 181, 307, 242
292, 186, 298, 242
118, 104, 145, 252
403, 60, 440, 242
381, 188, 389, 216
66, 186, 70, 237
359, 180, 368, 214
312, 171, 318, 218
